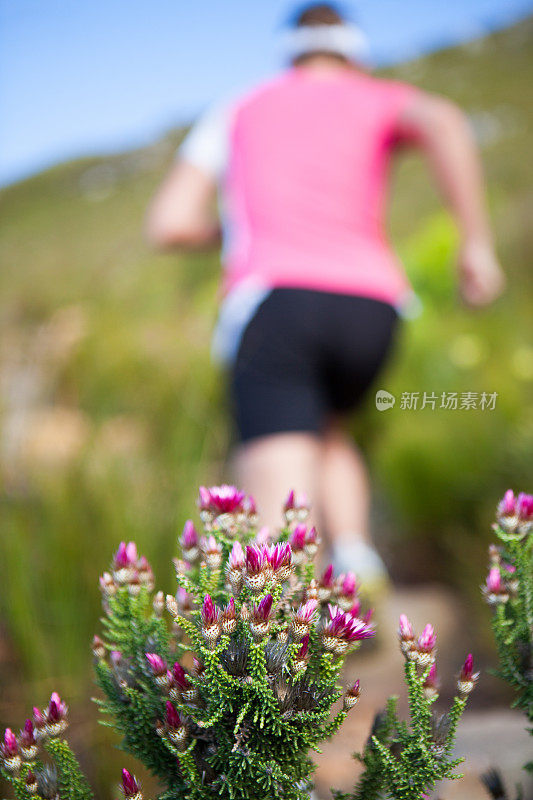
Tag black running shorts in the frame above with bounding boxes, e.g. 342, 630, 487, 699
230, 288, 399, 442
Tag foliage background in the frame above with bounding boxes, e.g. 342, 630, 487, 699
1, 18, 532, 797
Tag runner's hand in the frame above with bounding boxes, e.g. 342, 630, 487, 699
458, 239, 505, 306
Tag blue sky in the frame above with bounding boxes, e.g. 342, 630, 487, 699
1, 0, 532, 185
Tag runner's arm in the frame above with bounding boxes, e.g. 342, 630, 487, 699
145, 160, 220, 250
397, 93, 505, 306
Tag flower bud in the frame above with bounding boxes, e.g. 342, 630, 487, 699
45, 692, 68, 737
18, 719, 38, 761
293, 635, 309, 673
416, 624, 437, 667
1, 728, 21, 772
422, 663, 440, 700
146, 653, 169, 688
201, 595, 221, 644
165, 701, 188, 748
166, 594, 179, 618
291, 599, 318, 640
25, 769, 38, 793
344, 680, 361, 710
244, 545, 268, 593
153, 591, 165, 617
180, 520, 200, 561
250, 594, 273, 640
201, 535, 223, 570
221, 598, 238, 635
457, 653, 479, 696
398, 614, 416, 657
92, 635, 106, 660
318, 564, 335, 602
122, 767, 143, 800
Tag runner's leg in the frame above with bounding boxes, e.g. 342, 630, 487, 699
320, 417, 371, 547
232, 431, 322, 531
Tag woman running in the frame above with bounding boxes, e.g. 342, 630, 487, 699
146, 3, 504, 584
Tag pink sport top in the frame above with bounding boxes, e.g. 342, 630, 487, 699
182, 68, 419, 307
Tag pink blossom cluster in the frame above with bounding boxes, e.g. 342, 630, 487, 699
1, 693, 69, 777
497, 489, 533, 535
226, 541, 293, 594
197, 485, 258, 533
288, 523, 320, 563
99, 541, 154, 598
398, 615, 437, 666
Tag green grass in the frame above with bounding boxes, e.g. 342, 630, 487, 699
1, 18, 532, 798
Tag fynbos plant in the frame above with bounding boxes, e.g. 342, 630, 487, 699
338, 617, 478, 800
1, 485, 476, 800
481, 490, 533, 797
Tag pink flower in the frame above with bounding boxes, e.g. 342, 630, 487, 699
198, 485, 246, 514
253, 594, 273, 622
250, 594, 273, 640
221, 597, 237, 634
292, 634, 310, 673
172, 663, 191, 691
458, 653, 480, 696
245, 545, 268, 591
497, 490, 533, 534
47, 692, 68, 724
19, 719, 35, 748
284, 490, 309, 512
318, 564, 335, 601
267, 542, 292, 580
292, 599, 318, 639
181, 520, 198, 550
114, 541, 138, 568
341, 572, 358, 596
228, 541, 245, 571
322, 604, 375, 654
498, 489, 517, 518
304, 526, 320, 557
1, 728, 18, 758
200, 535, 223, 569
321, 564, 335, 588
422, 663, 440, 699
289, 524, 307, 551
32, 706, 46, 731
483, 566, 510, 605
164, 701, 187, 747
517, 492, 533, 522
418, 624, 436, 653
284, 490, 296, 512
201, 594, 221, 644
165, 700, 184, 730
398, 614, 414, 641
122, 768, 142, 798
486, 567, 504, 594
145, 653, 167, 676
344, 679, 361, 710
201, 595, 219, 627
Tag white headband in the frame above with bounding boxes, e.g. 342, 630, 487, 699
280, 23, 369, 63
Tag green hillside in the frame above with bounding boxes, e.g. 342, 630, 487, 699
1, 18, 532, 797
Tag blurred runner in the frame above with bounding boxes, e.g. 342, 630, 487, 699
147, 3, 504, 585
